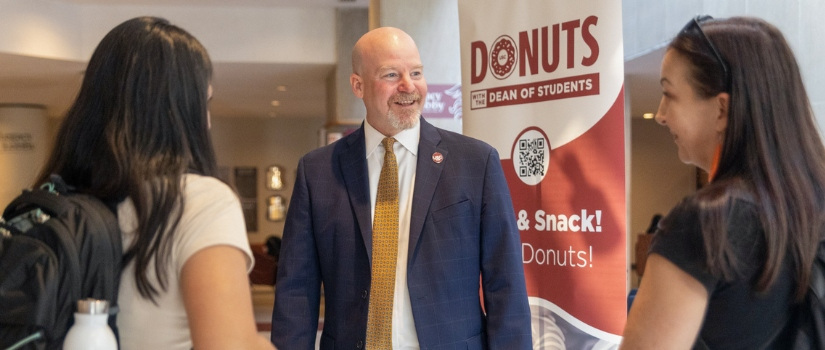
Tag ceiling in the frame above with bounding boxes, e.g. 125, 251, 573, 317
0, 52, 338, 119
0, 0, 367, 120
60, 0, 368, 6
0, 0, 663, 121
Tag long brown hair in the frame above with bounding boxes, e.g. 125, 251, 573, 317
36, 17, 217, 302
671, 16, 825, 300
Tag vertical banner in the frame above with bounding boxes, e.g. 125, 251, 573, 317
458, 1, 626, 348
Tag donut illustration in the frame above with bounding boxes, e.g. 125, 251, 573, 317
490, 35, 517, 80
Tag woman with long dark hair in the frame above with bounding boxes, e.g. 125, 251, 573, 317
37, 16, 274, 350
621, 16, 825, 349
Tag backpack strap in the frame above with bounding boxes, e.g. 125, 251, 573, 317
4, 189, 71, 219
47, 174, 71, 194
2, 189, 71, 237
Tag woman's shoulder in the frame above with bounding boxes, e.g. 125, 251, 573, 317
680, 177, 759, 216
181, 174, 236, 199
658, 178, 759, 238
182, 173, 229, 186
694, 177, 756, 203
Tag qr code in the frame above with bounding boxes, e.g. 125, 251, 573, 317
518, 137, 546, 177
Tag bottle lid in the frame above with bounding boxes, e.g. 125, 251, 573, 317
77, 298, 109, 314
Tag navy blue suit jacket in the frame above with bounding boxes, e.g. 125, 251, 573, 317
271, 118, 531, 349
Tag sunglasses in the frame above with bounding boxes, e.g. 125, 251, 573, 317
681, 15, 731, 91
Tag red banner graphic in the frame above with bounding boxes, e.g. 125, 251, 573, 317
503, 90, 626, 335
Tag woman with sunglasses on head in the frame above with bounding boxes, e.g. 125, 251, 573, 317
621, 16, 825, 349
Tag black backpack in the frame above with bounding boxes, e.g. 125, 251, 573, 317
0, 175, 122, 350
792, 240, 825, 349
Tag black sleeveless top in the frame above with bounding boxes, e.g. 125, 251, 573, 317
651, 196, 796, 349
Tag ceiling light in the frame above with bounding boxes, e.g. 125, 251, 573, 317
270, 100, 280, 107
277, 85, 287, 92
643, 113, 654, 119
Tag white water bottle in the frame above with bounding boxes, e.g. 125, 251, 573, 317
63, 298, 118, 350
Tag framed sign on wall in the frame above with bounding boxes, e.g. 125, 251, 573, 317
234, 167, 258, 232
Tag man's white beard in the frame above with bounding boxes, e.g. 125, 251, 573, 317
388, 108, 420, 131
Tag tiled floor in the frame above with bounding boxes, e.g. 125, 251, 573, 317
252, 284, 275, 335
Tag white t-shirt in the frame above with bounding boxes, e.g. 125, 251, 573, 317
116, 174, 253, 350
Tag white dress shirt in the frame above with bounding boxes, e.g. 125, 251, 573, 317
364, 120, 420, 350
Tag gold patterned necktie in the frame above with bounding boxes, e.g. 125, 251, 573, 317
366, 137, 399, 349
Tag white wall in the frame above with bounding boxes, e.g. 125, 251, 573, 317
629, 118, 697, 285
0, 0, 337, 65
0, 0, 83, 60
78, 5, 336, 64
0, 106, 49, 209
210, 115, 325, 243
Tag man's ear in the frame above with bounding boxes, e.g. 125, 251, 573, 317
715, 92, 730, 133
350, 73, 364, 98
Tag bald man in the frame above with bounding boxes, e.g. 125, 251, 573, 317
271, 27, 531, 350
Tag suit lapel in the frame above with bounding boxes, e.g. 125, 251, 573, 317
409, 119, 445, 259
339, 126, 374, 262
